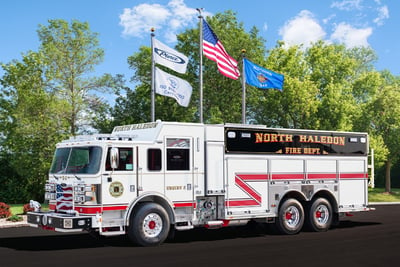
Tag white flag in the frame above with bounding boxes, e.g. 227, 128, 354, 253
155, 67, 192, 107
153, 38, 188, 74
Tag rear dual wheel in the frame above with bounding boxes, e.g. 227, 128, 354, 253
306, 198, 333, 232
275, 198, 305, 235
275, 197, 333, 235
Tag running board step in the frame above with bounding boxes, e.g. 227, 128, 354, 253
205, 220, 225, 229
99, 230, 126, 236
175, 224, 194, 231
175, 221, 194, 231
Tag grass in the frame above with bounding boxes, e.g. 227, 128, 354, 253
368, 187, 400, 202
9, 204, 24, 216
7, 188, 400, 216
9, 203, 49, 216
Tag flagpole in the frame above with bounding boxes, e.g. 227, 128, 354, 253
241, 49, 247, 124
150, 28, 156, 122
197, 8, 204, 123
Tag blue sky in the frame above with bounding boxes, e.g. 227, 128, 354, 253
1, 0, 398, 92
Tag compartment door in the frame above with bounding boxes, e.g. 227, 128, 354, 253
225, 158, 269, 217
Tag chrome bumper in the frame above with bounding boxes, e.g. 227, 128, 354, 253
27, 211, 92, 232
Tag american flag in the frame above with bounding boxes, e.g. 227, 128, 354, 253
202, 20, 240, 80
56, 184, 73, 211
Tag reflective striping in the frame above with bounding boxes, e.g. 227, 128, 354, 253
74, 205, 128, 214
228, 174, 269, 208
271, 173, 304, 180
269, 173, 367, 180
307, 173, 337, 179
235, 175, 262, 204
173, 202, 196, 208
226, 199, 260, 207
235, 174, 269, 180
339, 173, 368, 179
227, 172, 367, 208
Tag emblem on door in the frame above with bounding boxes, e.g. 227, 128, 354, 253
109, 181, 124, 197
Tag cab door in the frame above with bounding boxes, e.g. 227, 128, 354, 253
164, 137, 194, 207
102, 146, 137, 206
136, 145, 165, 195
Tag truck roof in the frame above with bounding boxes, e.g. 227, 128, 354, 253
60, 120, 367, 145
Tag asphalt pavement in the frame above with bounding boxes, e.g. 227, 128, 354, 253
0, 203, 399, 267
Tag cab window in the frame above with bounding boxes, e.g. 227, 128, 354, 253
166, 138, 190, 171
148, 148, 162, 171
106, 148, 133, 171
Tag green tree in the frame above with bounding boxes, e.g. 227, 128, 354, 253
367, 81, 400, 192
37, 19, 119, 135
250, 42, 320, 129
0, 51, 69, 202
0, 19, 122, 202
252, 41, 380, 132
114, 10, 267, 124
107, 10, 400, 192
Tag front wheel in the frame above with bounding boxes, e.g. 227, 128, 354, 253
275, 198, 304, 235
127, 203, 170, 246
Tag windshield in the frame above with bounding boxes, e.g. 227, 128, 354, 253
50, 146, 102, 174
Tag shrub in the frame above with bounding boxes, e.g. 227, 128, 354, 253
23, 203, 34, 214
7, 215, 23, 222
0, 202, 11, 218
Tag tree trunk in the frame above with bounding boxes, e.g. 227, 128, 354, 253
385, 159, 391, 193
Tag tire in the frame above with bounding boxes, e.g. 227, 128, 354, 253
275, 198, 304, 235
306, 198, 333, 232
127, 203, 170, 246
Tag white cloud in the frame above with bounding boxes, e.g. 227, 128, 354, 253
165, 0, 199, 42
263, 22, 268, 32
168, 0, 198, 29
119, 3, 170, 38
323, 14, 336, 25
331, 0, 389, 27
279, 3, 380, 49
119, 0, 210, 42
330, 22, 372, 47
331, 0, 363, 11
373, 5, 389, 26
279, 10, 326, 48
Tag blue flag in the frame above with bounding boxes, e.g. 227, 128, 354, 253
243, 58, 284, 90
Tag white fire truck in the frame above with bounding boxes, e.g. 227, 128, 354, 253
28, 121, 372, 246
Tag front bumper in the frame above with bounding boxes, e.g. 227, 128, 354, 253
27, 211, 92, 232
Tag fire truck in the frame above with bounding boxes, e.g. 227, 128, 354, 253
28, 121, 372, 246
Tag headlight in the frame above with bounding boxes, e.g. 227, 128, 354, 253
74, 195, 85, 203
74, 185, 84, 193
74, 184, 96, 203
45, 183, 56, 192
74, 185, 92, 193
45, 192, 56, 200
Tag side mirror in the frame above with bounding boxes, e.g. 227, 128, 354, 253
110, 147, 119, 169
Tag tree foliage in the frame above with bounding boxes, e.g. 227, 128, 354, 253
0, 51, 68, 202
0, 19, 121, 202
111, 10, 267, 124
1, 12, 400, 204
37, 19, 121, 135
109, 11, 400, 191
366, 81, 400, 191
